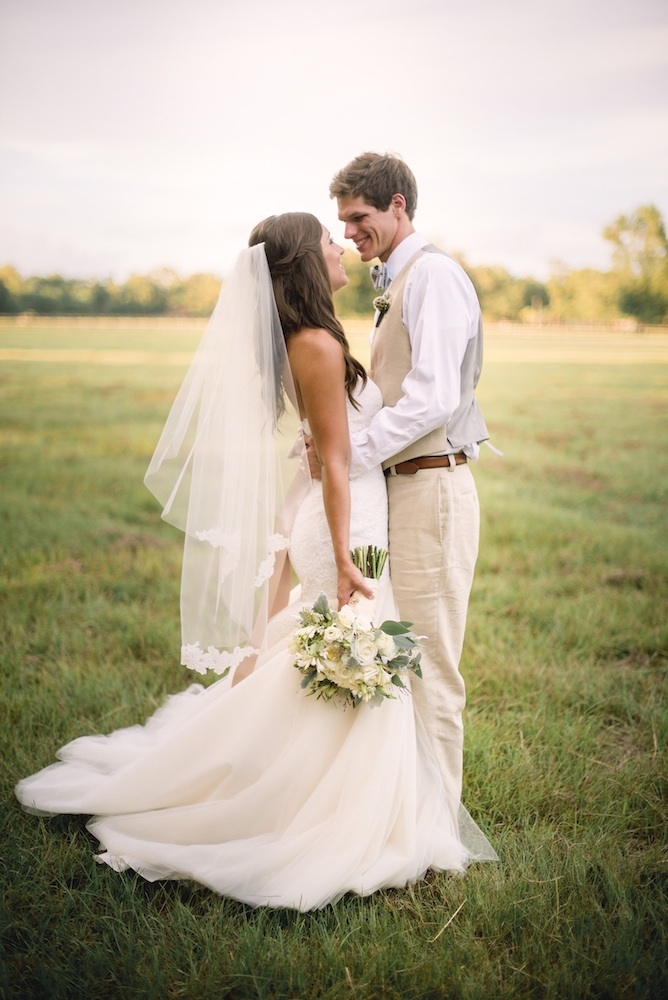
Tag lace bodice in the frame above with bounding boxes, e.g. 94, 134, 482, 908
289, 378, 388, 604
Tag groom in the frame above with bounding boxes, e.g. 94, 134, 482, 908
330, 151, 489, 813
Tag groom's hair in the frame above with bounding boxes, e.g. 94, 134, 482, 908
329, 152, 418, 220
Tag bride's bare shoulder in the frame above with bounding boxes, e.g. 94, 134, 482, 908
287, 327, 343, 362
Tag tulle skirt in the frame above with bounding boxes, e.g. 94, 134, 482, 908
16, 577, 496, 911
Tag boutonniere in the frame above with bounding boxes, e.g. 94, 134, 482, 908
373, 291, 391, 327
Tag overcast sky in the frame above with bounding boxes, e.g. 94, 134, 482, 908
1, 0, 666, 281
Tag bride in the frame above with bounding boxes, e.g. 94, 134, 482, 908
15, 212, 496, 911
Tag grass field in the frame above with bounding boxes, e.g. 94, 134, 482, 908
1, 319, 666, 999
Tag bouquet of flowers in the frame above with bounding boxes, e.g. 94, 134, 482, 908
289, 546, 422, 708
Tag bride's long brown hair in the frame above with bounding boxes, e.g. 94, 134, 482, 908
249, 213, 366, 406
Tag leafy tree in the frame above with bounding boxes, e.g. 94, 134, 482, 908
21, 275, 72, 315
618, 281, 667, 325
464, 261, 549, 322
168, 273, 221, 316
117, 274, 169, 315
604, 205, 667, 278
546, 267, 619, 324
90, 280, 116, 315
0, 265, 22, 314
334, 251, 376, 317
604, 205, 668, 324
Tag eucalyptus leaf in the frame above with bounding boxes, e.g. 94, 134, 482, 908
378, 620, 413, 635
388, 655, 410, 668
392, 634, 416, 649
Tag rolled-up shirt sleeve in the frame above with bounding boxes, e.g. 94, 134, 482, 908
350, 254, 479, 475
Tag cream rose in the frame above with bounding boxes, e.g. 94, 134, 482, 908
338, 605, 356, 627
375, 631, 398, 660
353, 615, 373, 634
353, 635, 378, 666
362, 661, 384, 685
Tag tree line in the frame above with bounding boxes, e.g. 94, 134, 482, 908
1, 205, 666, 325
0, 267, 222, 319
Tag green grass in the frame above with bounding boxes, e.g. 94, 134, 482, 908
1, 320, 666, 999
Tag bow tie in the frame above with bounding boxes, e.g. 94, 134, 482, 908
370, 262, 391, 291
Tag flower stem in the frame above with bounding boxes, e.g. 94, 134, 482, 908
350, 545, 388, 580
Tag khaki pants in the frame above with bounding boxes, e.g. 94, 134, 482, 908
387, 464, 480, 806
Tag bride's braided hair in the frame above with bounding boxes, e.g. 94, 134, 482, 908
249, 213, 366, 407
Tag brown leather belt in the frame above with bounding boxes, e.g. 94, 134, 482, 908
384, 453, 468, 476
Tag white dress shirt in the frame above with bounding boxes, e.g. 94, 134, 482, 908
351, 232, 482, 475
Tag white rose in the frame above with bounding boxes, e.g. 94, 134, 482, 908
324, 624, 342, 643
353, 615, 372, 634
338, 605, 356, 627
362, 661, 383, 685
375, 631, 398, 660
353, 635, 378, 666
321, 657, 354, 689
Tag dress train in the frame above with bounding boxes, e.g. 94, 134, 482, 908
16, 380, 496, 910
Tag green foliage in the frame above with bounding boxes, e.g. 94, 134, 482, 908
0, 268, 221, 318
604, 204, 668, 278
619, 279, 668, 324
168, 272, 222, 316
0, 265, 22, 314
464, 261, 551, 322
604, 204, 668, 324
546, 266, 620, 324
2, 206, 668, 324
1, 321, 667, 997
334, 250, 377, 316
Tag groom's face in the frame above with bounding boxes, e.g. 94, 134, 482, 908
337, 195, 401, 263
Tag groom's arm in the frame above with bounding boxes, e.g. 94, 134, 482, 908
350, 255, 476, 476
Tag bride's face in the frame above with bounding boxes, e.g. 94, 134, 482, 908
320, 227, 348, 292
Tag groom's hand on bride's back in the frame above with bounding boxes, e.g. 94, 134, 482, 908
304, 435, 323, 480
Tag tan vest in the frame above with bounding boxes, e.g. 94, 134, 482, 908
371, 246, 488, 470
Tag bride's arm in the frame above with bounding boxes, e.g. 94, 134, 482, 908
287, 329, 372, 608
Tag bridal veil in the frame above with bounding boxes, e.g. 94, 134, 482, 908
144, 244, 304, 676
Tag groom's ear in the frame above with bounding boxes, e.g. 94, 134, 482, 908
390, 194, 407, 216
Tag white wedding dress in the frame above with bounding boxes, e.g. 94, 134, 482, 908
16, 379, 496, 910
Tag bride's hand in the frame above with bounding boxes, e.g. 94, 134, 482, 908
337, 563, 374, 610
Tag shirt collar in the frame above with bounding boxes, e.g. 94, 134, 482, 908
385, 232, 427, 282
